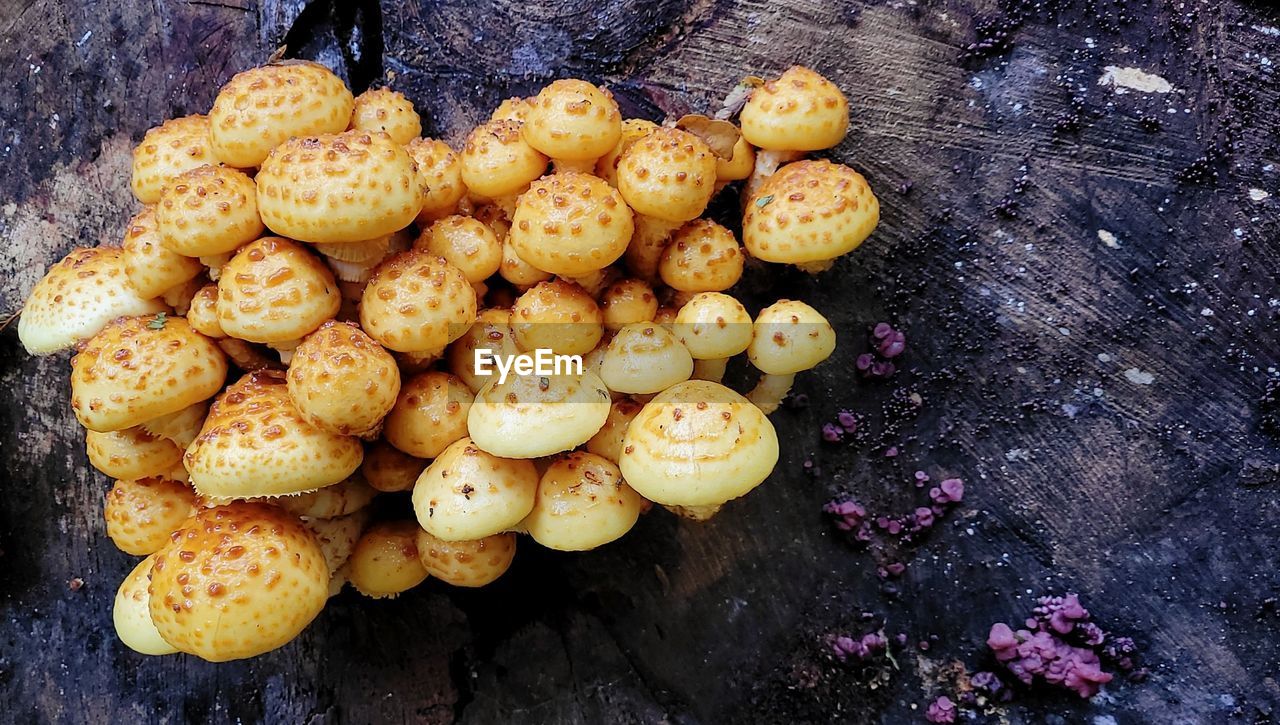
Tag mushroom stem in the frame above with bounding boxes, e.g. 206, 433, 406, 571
746, 372, 796, 414
742, 149, 804, 207
160, 279, 202, 315
691, 357, 728, 383
269, 338, 302, 364
665, 503, 723, 522
217, 338, 284, 372
325, 257, 376, 284
552, 158, 596, 174
199, 253, 234, 281
794, 258, 836, 274
624, 215, 683, 282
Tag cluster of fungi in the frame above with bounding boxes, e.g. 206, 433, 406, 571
19, 61, 878, 661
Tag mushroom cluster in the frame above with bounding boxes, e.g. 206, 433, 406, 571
18, 60, 878, 662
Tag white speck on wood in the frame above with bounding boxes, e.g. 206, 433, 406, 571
1097, 229, 1121, 248
1124, 368, 1156, 385
1098, 66, 1174, 94
1248, 188, 1270, 202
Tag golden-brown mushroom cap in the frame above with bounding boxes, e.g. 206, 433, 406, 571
412, 437, 539, 540
595, 118, 659, 188
87, 427, 185, 481
467, 371, 611, 459
618, 380, 779, 506
672, 292, 754, 360
524, 451, 643, 551
659, 219, 744, 292
113, 554, 178, 655
509, 172, 633, 277
346, 520, 430, 598
70, 314, 227, 432
415, 215, 502, 284
460, 119, 549, 199
121, 206, 205, 299
155, 165, 264, 257
349, 87, 422, 145
359, 251, 477, 354
209, 61, 355, 168
716, 134, 756, 182
490, 96, 533, 123
499, 237, 554, 288
510, 279, 604, 356
415, 529, 516, 588
598, 323, 694, 395
746, 300, 836, 375
104, 477, 198, 555
361, 441, 428, 493
275, 474, 378, 519
446, 308, 521, 393
185, 284, 225, 339
600, 278, 658, 332
185, 370, 363, 499
131, 115, 217, 204
18, 247, 168, 355
148, 502, 329, 661
585, 397, 644, 464
286, 320, 400, 436
742, 159, 878, 265
383, 370, 474, 459
522, 79, 622, 162
216, 237, 340, 345
255, 130, 424, 244
617, 127, 717, 222
740, 66, 849, 152
406, 138, 467, 223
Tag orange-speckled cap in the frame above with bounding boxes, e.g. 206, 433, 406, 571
524, 451, 643, 551
617, 127, 717, 222
415, 528, 516, 588
87, 427, 185, 481
131, 115, 216, 204
411, 436, 539, 541
522, 79, 622, 162
743, 159, 879, 265
156, 165, 264, 257
121, 206, 205, 299
286, 320, 400, 437
359, 251, 476, 354
104, 476, 198, 555
216, 237, 340, 344
460, 119, 549, 199
405, 138, 467, 223
740, 66, 849, 152
509, 172, 633, 277
349, 87, 422, 145
383, 370, 473, 459
346, 520, 429, 599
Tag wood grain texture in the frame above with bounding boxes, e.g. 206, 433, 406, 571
1, 0, 1279, 723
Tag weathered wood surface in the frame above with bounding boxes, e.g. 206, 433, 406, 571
1, 0, 1279, 722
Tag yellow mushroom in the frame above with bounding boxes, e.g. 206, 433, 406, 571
460, 119, 548, 215
87, 427, 185, 481
600, 278, 658, 332
130, 115, 217, 204
510, 278, 604, 356
155, 165, 264, 258
598, 322, 694, 395
445, 308, 521, 393
585, 397, 645, 464
361, 441, 428, 493
524, 451, 644, 551
414, 215, 503, 284
412, 436, 539, 540
216, 237, 340, 354
383, 370, 474, 459
617, 127, 717, 223
467, 371, 611, 458
359, 250, 477, 355
406, 138, 468, 223
349, 87, 422, 145
745, 300, 836, 413
113, 555, 178, 656
346, 520, 430, 599
658, 219, 745, 293
740, 65, 849, 198
672, 292, 753, 383
286, 320, 401, 437
104, 477, 198, 555
595, 118, 659, 187
509, 172, 633, 277
274, 474, 378, 519
522, 79, 622, 172
415, 529, 516, 588
120, 206, 204, 299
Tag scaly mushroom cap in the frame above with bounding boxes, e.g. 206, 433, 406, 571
131, 115, 216, 205
509, 172, 633, 277
499, 237, 553, 288
208, 61, 355, 168
286, 320, 400, 436
412, 436, 539, 540
121, 206, 205, 299
70, 315, 227, 432
490, 96, 533, 123
406, 138, 467, 223
185, 370, 363, 498
600, 278, 658, 332
716, 135, 756, 182
415, 215, 502, 284
349, 87, 422, 145
511, 279, 604, 356
256, 130, 424, 244
104, 477, 198, 555
361, 441, 427, 493
148, 502, 329, 662
19, 247, 168, 355
659, 219, 745, 292
186, 284, 226, 339
599, 322, 694, 395
113, 554, 179, 655
468, 371, 611, 458
595, 118, 659, 188
301, 510, 368, 580
524, 451, 643, 551
346, 520, 429, 598
740, 66, 849, 152
87, 427, 184, 481
460, 119, 549, 199
618, 380, 779, 506
216, 237, 341, 344
383, 370, 473, 459
586, 397, 645, 464
156, 165, 264, 257
522, 79, 622, 161
617, 127, 718, 223
359, 251, 476, 353
275, 474, 378, 519
742, 159, 879, 265
747, 300, 836, 375
446, 308, 521, 393
672, 292, 754, 360
415, 529, 516, 588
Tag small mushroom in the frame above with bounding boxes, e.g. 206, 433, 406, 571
672, 292, 753, 383
714, 134, 756, 187
599, 323, 694, 395
120, 206, 205, 299
349, 87, 422, 145
415, 529, 517, 588
586, 397, 645, 464
275, 474, 378, 519
286, 320, 401, 437
113, 554, 179, 655
522, 79, 622, 172
745, 300, 836, 413
523, 451, 644, 551
467, 371, 611, 458
414, 215, 503, 284
87, 427, 185, 481
383, 370, 474, 459
511, 278, 604, 356
490, 96, 533, 123
359, 250, 477, 355
156, 165, 264, 257
412, 436, 539, 540
600, 278, 658, 332
216, 237, 340, 352
460, 119, 549, 214
658, 219, 745, 293
185, 284, 225, 339
130, 115, 217, 204
509, 172, 634, 277
740, 65, 849, 198
406, 138, 468, 223
346, 520, 430, 599
361, 441, 428, 493
446, 308, 521, 393
617, 127, 718, 223
104, 476, 199, 555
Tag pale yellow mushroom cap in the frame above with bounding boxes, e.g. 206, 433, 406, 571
617, 127, 717, 222
148, 502, 329, 662
131, 115, 216, 205
659, 219, 745, 292
599, 322, 694, 395
446, 308, 521, 393
747, 300, 836, 375
522, 79, 622, 161
87, 427, 184, 481
346, 520, 430, 599
383, 370, 473, 459
19, 247, 168, 355
186, 284, 225, 339
595, 118, 659, 187
70, 315, 227, 432
511, 279, 604, 356
255, 130, 424, 244
209, 61, 355, 168
524, 451, 643, 551
104, 477, 198, 555
716, 134, 756, 182
412, 436, 539, 540
743, 159, 879, 265
416, 529, 516, 588
414, 215, 503, 284
155, 165, 264, 257
286, 320, 400, 437
672, 292, 753, 360
509, 172, 634, 277
349, 87, 422, 145
406, 138, 467, 223
618, 380, 779, 506
460, 119, 549, 199
600, 278, 658, 332
216, 237, 340, 344
586, 397, 645, 464
113, 554, 179, 655
121, 206, 205, 299
467, 371, 611, 458
359, 251, 477, 353
361, 441, 427, 493
740, 66, 849, 152
185, 370, 363, 499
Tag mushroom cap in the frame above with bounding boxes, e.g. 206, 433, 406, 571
415, 529, 516, 588
415, 215, 502, 284
445, 308, 521, 393
617, 127, 718, 222
490, 96, 533, 123
740, 66, 849, 152
148, 502, 329, 662
411, 436, 539, 541
256, 130, 424, 244
131, 115, 216, 205
406, 138, 467, 223
658, 219, 745, 292
209, 61, 355, 168
156, 165, 264, 257
460, 119, 549, 199
600, 278, 658, 332
19, 247, 168, 355
70, 314, 227, 432
509, 172, 633, 277
522, 79, 622, 161
186, 284, 226, 339
511, 279, 604, 356
349, 87, 422, 145
467, 371, 612, 459
121, 206, 205, 299
359, 251, 477, 353
87, 427, 184, 481
742, 159, 879, 264
185, 370, 363, 499
599, 322, 694, 395
113, 554, 179, 655
595, 118, 659, 188
524, 451, 643, 551
286, 320, 401, 436
301, 509, 368, 580
618, 380, 779, 506
104, 477, 199, 555
586, 397, 645, 464
346, 520, 430, 598
361, 440, 427, 493
672, 292, 754, 360
275, 474, 378, 519
746, 299, 836, 375
499, 237, 553, 288
383, 370, 474, 459
216, 237, 341, 344
716, 134, 756, 182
